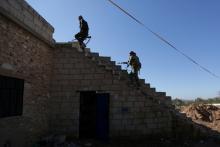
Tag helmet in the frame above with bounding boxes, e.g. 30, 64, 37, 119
129, 51, 136, 55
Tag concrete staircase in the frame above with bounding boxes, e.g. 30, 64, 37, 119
80, 43, 220, 139
70, 42, 172, 107
52, 42, 220, 139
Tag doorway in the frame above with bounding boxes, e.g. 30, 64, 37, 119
79, 91, 109, 141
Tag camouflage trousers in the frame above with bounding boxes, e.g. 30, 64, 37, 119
129, 68, 140, 87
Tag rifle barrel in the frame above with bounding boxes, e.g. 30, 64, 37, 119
118, 62, 128, 64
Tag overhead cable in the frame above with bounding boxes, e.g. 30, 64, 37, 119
107, 0, 219, 79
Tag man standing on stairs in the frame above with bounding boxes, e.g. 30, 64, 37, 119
127, 51, 141, 88
75, 15, 89, 51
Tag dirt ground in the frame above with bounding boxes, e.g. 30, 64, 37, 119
36, 136, 220, 147
78, 138, 220, 147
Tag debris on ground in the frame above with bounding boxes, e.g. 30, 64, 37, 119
33, 134, 80, 147
180, 103, 220, 132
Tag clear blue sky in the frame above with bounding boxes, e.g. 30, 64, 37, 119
26, 0, 220, 100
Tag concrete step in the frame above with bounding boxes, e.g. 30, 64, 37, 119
150, 87, 156, 93
99, 56, 111, 61
156, 92, 166, 97
139, 79, 145, 85
56, 42, 72, 48
97, 61, 114, 70
112, 70, 121, 75
84, 48, 91, 53
105, 66, 113, 71
142, 87, 156, 96
166, 96, 172, 101
144, 83, 150, 88
91, 52, 99, 57
118, 70, 129, 80
115, 65, 121, 70
85, 50, 173, 108
110, 61, 116, 65
99, 57, 121, 71
57, 43, 174, 109
87, 52, 125, 79
120, 70, 129, 76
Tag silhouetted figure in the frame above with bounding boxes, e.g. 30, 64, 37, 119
127, 51, 141, 88
75, 15, 89, 50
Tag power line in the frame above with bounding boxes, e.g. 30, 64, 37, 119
107, 0, 219, 79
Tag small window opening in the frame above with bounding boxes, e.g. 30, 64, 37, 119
0, 75, 24, 118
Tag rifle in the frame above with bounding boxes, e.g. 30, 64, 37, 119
118, 62, 130, 68
118, 62, 128, 65
118, 62, 140, 74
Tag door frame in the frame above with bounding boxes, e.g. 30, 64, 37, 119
79, 91, 110, 140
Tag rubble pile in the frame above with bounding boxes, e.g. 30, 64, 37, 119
180, 103, 220, 133
181, 104, 220, 122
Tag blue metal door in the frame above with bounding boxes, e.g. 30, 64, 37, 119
96, 93, 109, 141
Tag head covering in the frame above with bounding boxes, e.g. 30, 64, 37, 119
129, 51, 136, 55
78, 15, 83, 20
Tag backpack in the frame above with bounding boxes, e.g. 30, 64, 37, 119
136, 56, 141, 71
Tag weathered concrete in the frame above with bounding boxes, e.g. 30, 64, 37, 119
0, 8, 53, 147
0, 0, 54, 45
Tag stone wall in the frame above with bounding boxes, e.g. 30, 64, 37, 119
0, 0, 54, 45
0, 2, 54, 146
50, 43, 172, 138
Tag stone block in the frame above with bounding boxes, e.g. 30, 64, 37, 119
80, 69, 93, 74
102, 79, 113, 85
75, 63, 85, 69
145, 113, 156, 119
83, 74, 93, 80
124, 124, 135, 130
147, 123, 158, 129
113, 114, 122, 119
110, 107, 120, 113
135, 112, 145, 119
111, 102, 122, 107
63, 63, 74, 69
122, 102, 133, 107
136, 125, 146, 132
94, 73, 105, 79
81, 80, 91, 85
132, 119, 142, 125
111, 119, 122, 127
69, 74, 82, 80
95, 68, 105, 74
60, 102, 74, 112
121, 114, 133, 119
109, 85, 121, 91
134, 101, 145, 107
144, 101, 153, 107
51, 86, 62, 92
112, 79, 120, 84
84, 63, 93, 68
57, 69, 69, 75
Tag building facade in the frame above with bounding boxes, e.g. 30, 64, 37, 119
1, 1, 211, 147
